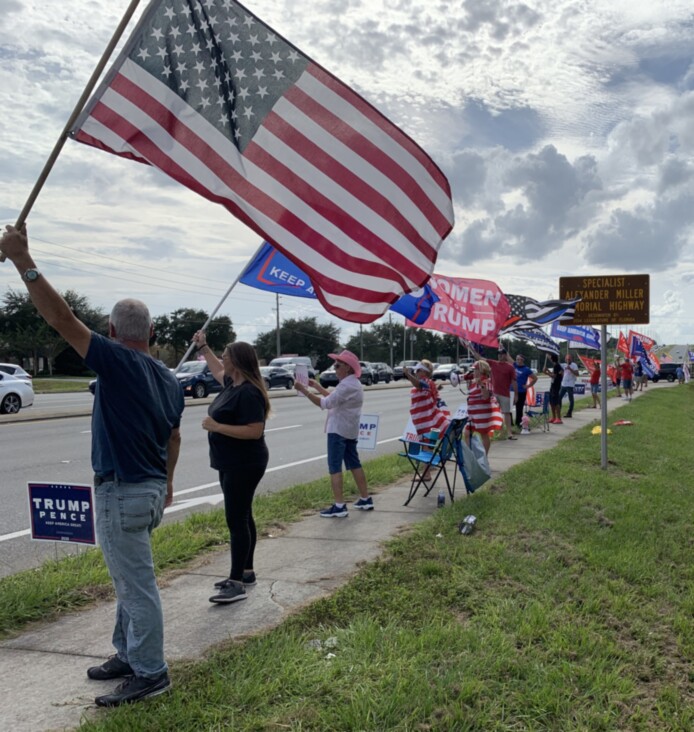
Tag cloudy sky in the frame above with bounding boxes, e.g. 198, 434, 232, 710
1, 0, 692, 348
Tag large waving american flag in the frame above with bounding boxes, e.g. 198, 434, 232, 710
69, 0, 454, 323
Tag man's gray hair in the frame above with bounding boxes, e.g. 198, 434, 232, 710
110, 299, 152, 342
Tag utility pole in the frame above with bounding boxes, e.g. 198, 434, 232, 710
388, 313, 393, 368
275, 293, 281, 357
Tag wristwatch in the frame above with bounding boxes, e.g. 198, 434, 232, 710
22, 268, 41, 283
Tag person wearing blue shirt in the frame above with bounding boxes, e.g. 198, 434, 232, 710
1, 225, 184, 708
513, 353, 538, 427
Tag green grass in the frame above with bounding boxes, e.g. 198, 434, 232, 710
3, 385, 692, 730
31, 377, 93, 393
0, 454, 413, 638
75, 385, 694, 732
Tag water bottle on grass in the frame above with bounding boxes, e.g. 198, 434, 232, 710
437, 489, 445, 508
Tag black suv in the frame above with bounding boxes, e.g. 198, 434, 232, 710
651, 363, 681, 383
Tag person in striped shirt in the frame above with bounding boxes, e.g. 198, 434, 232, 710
403, 361, 450, 482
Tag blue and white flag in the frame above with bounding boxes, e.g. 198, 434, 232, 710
241, 242, 316, 299
514, 329, 560, 355
550, 322, 601, 350
241, 242, 438, 324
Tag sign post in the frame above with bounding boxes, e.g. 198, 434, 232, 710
559, 275, 650, 471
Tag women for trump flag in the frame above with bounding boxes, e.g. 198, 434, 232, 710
69, 0, 454, 323
407, 275, 509, 347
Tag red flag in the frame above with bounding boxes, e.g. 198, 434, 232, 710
69, 0, 453, 323
406, 275, 509, 347
617, 331, 629, 356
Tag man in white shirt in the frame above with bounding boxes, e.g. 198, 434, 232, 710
560, 354, 580, 417
295, 350, 371, 517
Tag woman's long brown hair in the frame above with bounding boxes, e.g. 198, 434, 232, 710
225, 341, 271, 419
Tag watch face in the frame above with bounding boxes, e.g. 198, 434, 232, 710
24, 269, 40, 282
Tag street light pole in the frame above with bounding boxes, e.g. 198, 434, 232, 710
275, 293, 281, 358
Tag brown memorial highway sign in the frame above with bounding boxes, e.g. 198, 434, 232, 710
559, 275, 650, 326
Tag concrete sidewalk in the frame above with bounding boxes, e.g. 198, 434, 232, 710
0, 387, 659, 731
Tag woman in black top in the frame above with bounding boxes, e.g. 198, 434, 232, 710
544, 353, 564, 424
192, 333, 270, 604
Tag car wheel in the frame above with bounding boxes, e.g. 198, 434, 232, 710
286, 379, 294, 390
667, 374, 676, 383
386, 376, 391, 383
263, 378, 271, 389
365, 375, 373, 386
193, 382, 207, 399
0, 393, 21, 414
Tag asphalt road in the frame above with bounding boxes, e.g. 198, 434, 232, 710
0, 375, 554, 578
0, 383, 419, 577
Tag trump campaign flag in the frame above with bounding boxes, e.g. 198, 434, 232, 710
617, 331, 630, 356
550, 322, 601, 350
241, 242, 315, 298
69, 0, 454, 323
241, 241, 439, 324
407, 275, 509, 347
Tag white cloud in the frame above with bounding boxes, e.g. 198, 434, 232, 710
1, 0, 693, 347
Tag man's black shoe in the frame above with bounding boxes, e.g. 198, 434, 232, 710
87, 655, 133, 681
94, 672, 171, 707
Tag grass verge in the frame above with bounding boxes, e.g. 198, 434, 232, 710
0, 454, 413, 638
31, 377, 93, 393
76, 385, 693, 731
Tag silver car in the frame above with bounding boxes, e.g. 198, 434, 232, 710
0, 363, 33, 385
0, 372, 35, 414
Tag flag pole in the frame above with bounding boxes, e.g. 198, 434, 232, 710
0, 0, 143, 262
174, 241, 266, 371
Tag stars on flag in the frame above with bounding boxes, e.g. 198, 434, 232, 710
131, 0, 306, 146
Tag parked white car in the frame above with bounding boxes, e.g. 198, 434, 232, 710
0, 372, 35, 414
0, 363, 33, 385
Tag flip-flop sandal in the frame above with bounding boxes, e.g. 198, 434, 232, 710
507, 436, 517, 440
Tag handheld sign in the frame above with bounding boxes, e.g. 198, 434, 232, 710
28, 482, 96, 545
358, 414, 380, 450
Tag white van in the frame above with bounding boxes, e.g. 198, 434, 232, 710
267, 356, 316, 378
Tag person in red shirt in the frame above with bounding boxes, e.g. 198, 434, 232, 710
589, 361, 601, 408
621, 358, 634, 401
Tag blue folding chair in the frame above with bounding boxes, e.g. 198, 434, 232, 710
525, 391, 550, 432
399, 418, 467, 506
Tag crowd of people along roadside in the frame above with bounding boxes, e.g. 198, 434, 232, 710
5, 213, 671, 710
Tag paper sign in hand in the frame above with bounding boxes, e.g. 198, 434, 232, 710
294, 364, 309, 393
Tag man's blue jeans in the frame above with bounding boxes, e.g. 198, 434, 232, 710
95, 477, 167, 679
559, 386, 575, 415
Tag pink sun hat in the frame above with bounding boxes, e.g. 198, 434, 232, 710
328, 350, 361, 378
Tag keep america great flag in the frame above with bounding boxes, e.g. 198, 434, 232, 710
69, 0, 454, 323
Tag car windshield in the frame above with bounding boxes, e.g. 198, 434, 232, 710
177, 361, 206, 374
259, 367, 271, 375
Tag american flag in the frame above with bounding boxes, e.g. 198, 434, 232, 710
499, 294, 580, 336
69, 0, 454, 323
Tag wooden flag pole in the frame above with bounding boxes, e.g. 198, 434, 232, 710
174, 241, 266, 372
0, 0, 142, 261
